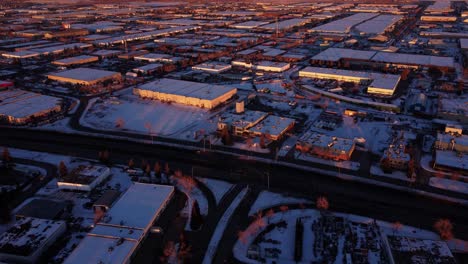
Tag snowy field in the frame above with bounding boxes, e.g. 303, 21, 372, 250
81, 93, 218, 141
197, 177, 234, 205
430, 177, 468, 195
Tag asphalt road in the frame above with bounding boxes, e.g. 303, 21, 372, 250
1, 127, 468, 242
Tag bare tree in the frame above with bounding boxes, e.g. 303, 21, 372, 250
58, 161, 68, 178
434, 219, 453, 241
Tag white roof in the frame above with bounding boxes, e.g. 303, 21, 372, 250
134, 63, 163, 72
310, 13, 378, 33
355, 14, 403, 35
64, 235, 137, 264
1, 50, 40, 59
0, 90, 61, 119
300, 66, 401, 91
231, 21, 269, 29
0, 217, 65, 257
137, 78, 237, 100
248, 115, 295, 137
65, 183, 174, 264
312, 48, 377, 62
102, 183, 174, 229
48, 68, 120, 82
259, 18, 310, 31
52, 55, 98, 65
312, 48, 455, 68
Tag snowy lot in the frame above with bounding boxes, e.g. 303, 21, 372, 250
430, 177, 468, 195
81, 93, 218, 141
235, 191, 468, 264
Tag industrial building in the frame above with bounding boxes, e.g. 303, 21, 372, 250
57, 165, 111, 192
0, 217, 66, 264
296, 132, 355, 161
133, 78, 237, 109
311, 48, 455, 70
0, 90, 62, 125
47, 68, 122, 85
64, 183, 174, 264
52, 55, 99, 67
299, 67, 401, 96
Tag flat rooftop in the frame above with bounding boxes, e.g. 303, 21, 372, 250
65, 183, 174, 264
310, 13, 378, 33
312, 48, 454, 68
52, 55, 98, 66
137, 78, 237, 101
0, 90, 62, 119
48, 68, 120, 82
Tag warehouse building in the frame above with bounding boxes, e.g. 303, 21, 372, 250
57, 165, 111, 192
133, 78, 237, 109
0, 90, 62, 125
299, 66, 401, 96
52, 55, 99, 67
47, 68, 122, 85
65, 183, 174, 264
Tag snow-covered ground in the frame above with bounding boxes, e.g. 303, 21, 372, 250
430, 177, 468, 195
370, 165, 415, 183
197, 177, 233, 205
249, 191, 310, 216
203, 187, 248, 264
235, 208, 467, 264
295, 152, 360, 171
81, 93, 218, 141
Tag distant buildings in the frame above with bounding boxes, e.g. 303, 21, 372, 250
47, 68, 122, 86
299, 67, 401, 96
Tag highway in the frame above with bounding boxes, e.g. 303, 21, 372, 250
1, 127, 468, 241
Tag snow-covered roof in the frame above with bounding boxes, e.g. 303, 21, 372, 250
65, 183, 174, 264
0, 90, 61, 119
248, 115, 295, 137
310, 13, 378, 33
355, 14, 402, 35
312, 48, 455, 68
231, 21, 269, 29
52, 55, 98, 66
48, 68, 120, 82
0, 217, 65, 257
259, 18, 311, 31
101, 183, 174, 229
137, 78, 237, 101
64, 235, 137, 264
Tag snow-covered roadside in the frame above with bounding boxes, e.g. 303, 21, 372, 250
203, 187, 248, 264
197, 177, 234, 205
430, 177, 468, 195
370, 165, 415, 183
248, 190, 309, 216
